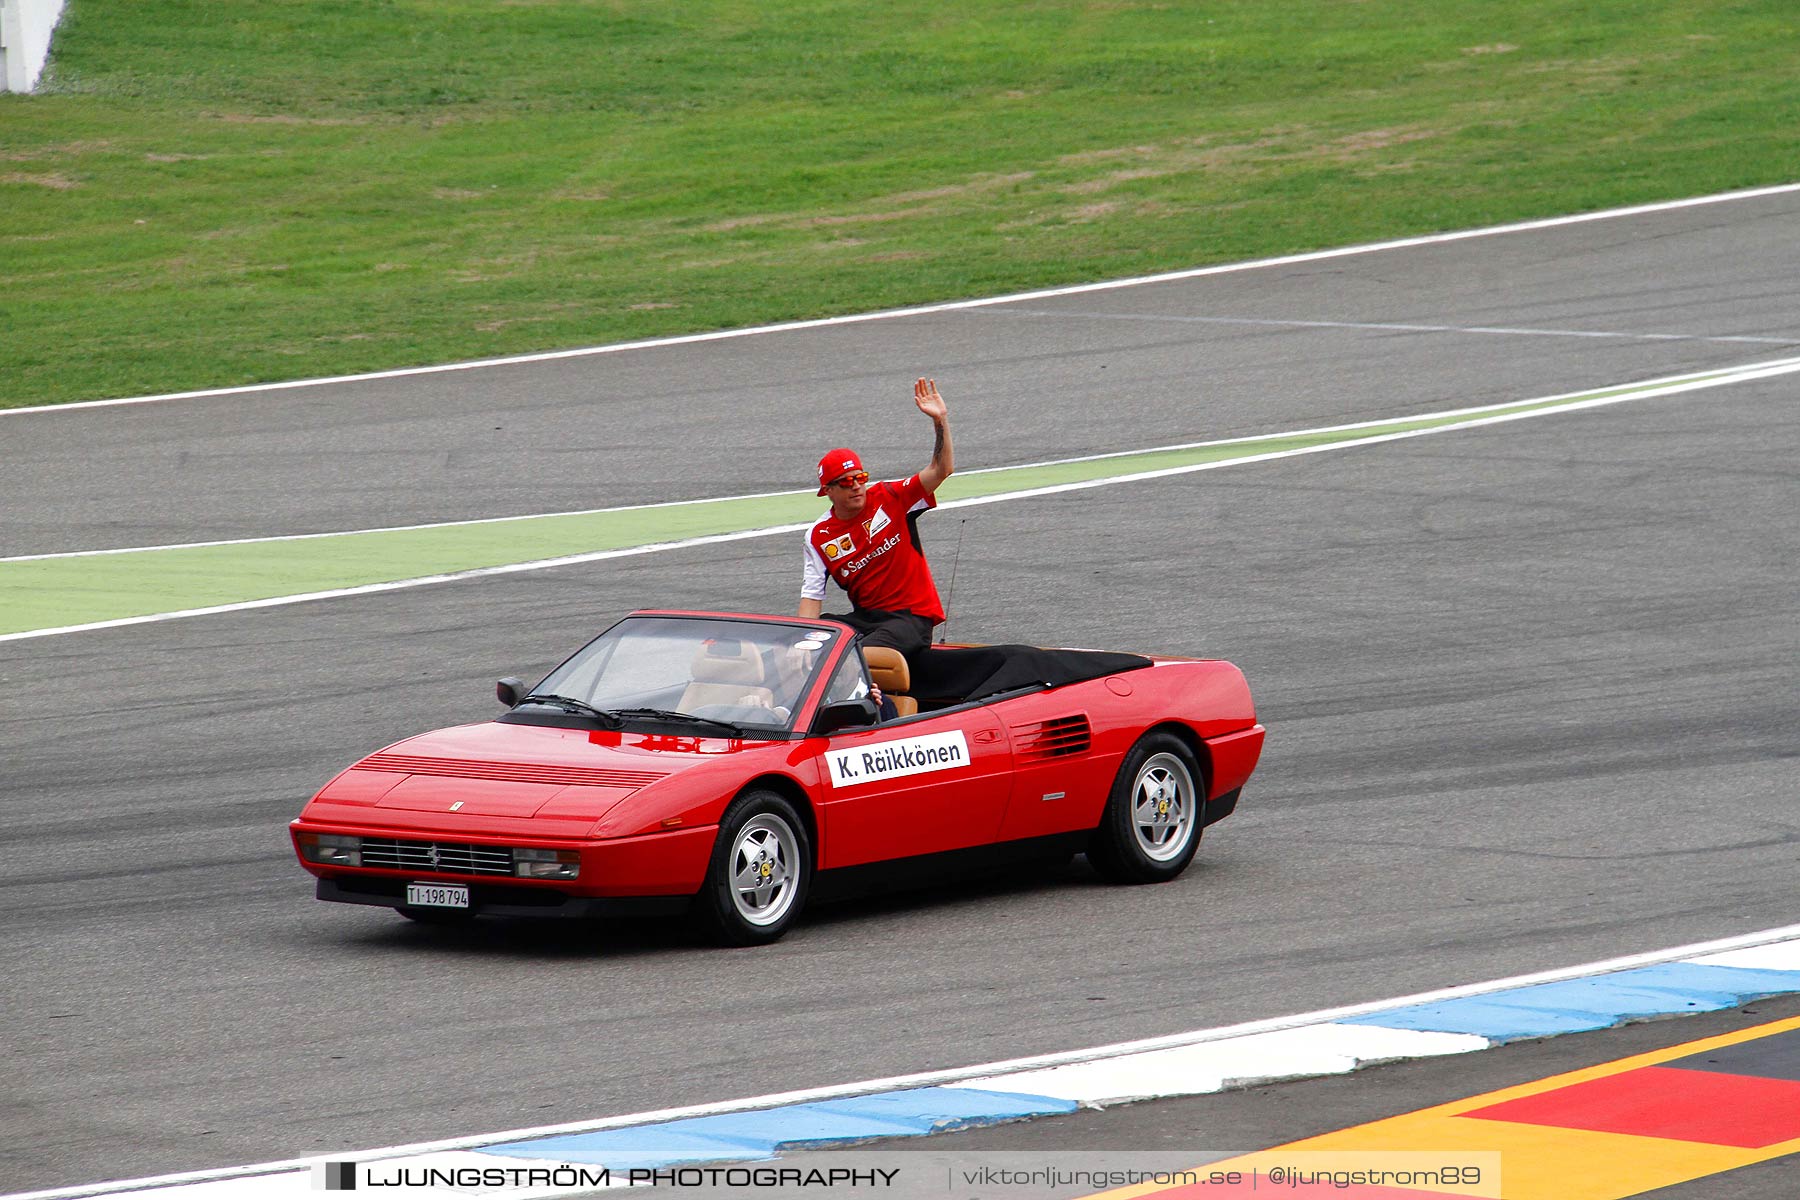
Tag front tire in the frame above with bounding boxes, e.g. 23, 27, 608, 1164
1088, 732, 1204, 884
694, 790, 811, 946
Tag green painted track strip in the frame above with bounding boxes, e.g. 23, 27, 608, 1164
4, 357, 1795, 640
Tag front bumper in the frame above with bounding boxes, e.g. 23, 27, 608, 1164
317, 875, 692, 919
293, 820, 719, 917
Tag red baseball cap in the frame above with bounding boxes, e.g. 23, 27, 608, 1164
816, 448, 864, 495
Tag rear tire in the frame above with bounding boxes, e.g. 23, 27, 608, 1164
694, 790, 811, 946
1088, 732, 1204, 884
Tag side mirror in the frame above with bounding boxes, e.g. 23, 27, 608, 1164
496, 677, 528, 708
813, 697, 879, 735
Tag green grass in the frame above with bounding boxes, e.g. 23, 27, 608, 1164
3, 0, 1797, 409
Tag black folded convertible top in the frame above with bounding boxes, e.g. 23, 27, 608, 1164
907, 644, 1153, 704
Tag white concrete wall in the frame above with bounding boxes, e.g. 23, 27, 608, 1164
2, 0, 68, 92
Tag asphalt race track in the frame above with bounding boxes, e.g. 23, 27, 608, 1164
4, 190, 1798, 1192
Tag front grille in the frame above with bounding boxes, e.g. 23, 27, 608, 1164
360, 838, 516, 877
1012, 715, 1092, 761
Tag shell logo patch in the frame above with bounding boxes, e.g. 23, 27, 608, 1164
823, 534, 855, 561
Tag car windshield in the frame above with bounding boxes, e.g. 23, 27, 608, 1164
523, 616, 840, 736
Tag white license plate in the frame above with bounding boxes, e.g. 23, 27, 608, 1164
405, 882, 470, 909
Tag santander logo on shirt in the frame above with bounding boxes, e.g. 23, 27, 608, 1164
837, 529, 903, 579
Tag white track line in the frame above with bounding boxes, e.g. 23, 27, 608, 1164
982, 307, 1800, 346
12, 921, 1800, 1200
0, 525, 815, 643
9, 352, 1795, 565
0, 490, 812, 563
5, 181, 1798, 418
6, 353, 1798, 645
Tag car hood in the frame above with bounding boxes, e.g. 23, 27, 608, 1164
317, 720, 723, 821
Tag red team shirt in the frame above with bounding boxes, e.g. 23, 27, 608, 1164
801, 475, 944, 624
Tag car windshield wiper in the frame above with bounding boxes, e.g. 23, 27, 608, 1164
603, 707, 750, 736
518, 693, 619, 724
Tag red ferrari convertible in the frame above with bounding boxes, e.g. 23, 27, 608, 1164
291, 610, 1264, 944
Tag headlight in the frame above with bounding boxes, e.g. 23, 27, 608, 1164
513, 847, 579, 879
299, 833, 361, 866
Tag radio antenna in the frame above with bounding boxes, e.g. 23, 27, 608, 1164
938, 517, 968, 643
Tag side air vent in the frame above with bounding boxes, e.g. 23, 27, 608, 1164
353, 753, 666, 790
1011, 715, 1091, 761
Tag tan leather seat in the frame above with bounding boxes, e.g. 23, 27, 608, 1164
679, 639, 773, 711
862, 646, 918, 718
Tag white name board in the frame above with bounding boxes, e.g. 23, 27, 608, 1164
826, 730, 969, 788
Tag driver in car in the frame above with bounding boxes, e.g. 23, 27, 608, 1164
741, 633, 895, 723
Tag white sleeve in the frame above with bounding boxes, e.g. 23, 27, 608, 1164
800, 530, 828, 601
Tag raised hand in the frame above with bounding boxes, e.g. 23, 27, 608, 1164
915, 377, 954, 492
914, 377, 947, 423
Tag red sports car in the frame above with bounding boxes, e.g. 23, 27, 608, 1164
291, 610, 1264, 944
